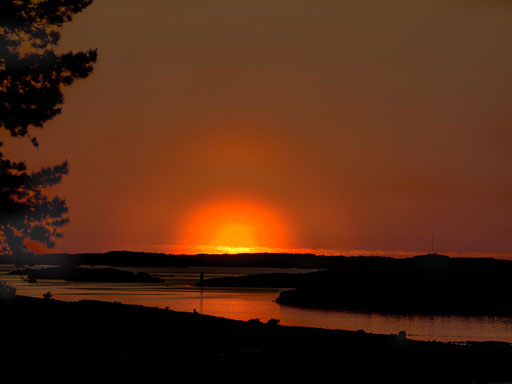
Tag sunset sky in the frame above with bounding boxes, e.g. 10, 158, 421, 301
3, 0, 512, 257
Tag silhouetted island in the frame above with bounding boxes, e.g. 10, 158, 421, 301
0, 294, 510, 383
0, 250, 329, 268
9, 266, 164, 283
198, 254, 512, 317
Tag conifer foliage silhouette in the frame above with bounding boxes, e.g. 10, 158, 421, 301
0, 0, 96, 256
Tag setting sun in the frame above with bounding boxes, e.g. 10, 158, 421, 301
176, 199, 292, 254
210, 223, 257, 253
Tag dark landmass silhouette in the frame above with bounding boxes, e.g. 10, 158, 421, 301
198, 254, 512, 317
3, 250, 510, 270
9, 266, 163, 283
0, 250, 342, 268
0, 295, 510, 383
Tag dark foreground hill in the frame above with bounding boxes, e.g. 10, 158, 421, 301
0, 295, 511, 383
199, 254, 512, 317
9, 266, 164, 283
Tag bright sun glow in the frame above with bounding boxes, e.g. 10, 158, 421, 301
176, 199, 292, 254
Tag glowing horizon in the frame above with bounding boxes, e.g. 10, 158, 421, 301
175, 198, 294, 255
24, 240, 512, 260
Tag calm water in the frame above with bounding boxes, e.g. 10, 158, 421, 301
2, 265, 511, 343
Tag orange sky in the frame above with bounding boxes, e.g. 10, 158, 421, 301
3, 0, 512, 257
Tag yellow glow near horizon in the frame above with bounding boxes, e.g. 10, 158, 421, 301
210, 222, 257, 250
176, 199, 292, 254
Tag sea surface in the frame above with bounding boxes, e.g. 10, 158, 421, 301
2, 265, 511, 343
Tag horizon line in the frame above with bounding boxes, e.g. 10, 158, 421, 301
11, 248, 512, 260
